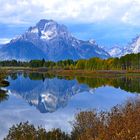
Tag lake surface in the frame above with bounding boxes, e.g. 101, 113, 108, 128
0, 72, 139, 139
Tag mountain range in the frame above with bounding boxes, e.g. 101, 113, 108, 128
0, 19, 140, 60
108, 35, 140, 57
0, 19, 110, 61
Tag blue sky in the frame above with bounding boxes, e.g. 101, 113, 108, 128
0, 0, 140, 48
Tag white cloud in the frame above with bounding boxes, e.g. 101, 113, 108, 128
0, 38, 11, 44
121, 1, 140, 25
0, 0, 140, 25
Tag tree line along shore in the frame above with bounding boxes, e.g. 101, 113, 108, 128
0, 53, 140, 73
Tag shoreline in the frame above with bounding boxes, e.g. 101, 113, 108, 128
1, 67, 140, 77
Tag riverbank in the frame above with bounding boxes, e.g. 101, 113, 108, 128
1, 67, 140, 77
0, 71, 9, 103
0, 70, 9, 87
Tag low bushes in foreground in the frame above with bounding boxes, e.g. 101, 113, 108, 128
72, 98, 140, 140
4, 98, 140, 140
4, 122, 70, 140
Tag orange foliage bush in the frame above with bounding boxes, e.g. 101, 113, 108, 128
72, 98, 140, 140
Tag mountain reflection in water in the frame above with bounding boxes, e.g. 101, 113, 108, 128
7, 73, 94, 113
5, 73, 140, 113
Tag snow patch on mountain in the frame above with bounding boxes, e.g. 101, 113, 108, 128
30, 27, 39, 33
108, 46, 123, 57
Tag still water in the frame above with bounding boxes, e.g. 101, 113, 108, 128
0, 73, 139, 139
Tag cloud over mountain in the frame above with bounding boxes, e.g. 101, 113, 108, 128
0, 0, 140, 25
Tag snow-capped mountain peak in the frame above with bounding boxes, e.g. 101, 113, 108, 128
27, 19, 70, 41
108, 35, 140, 58
129, 35, 140, 53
